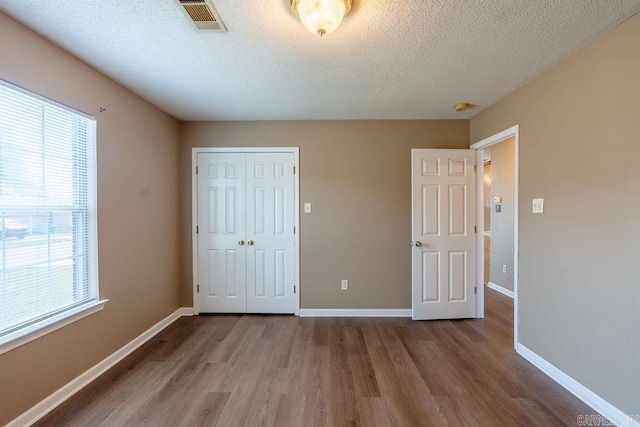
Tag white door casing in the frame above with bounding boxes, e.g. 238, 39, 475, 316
412, 149, 477, 320
194, 148, 299, 315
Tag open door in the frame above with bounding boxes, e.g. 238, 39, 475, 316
412, 149, 476, 320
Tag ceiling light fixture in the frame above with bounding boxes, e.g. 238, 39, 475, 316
291, 0, 352, 36
454, 102, 473, 112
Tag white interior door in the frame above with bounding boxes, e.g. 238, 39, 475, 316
412, 149, 476, 320
246, 153, 295, 313
196, 151, 296, 314
197, 153, 247, 313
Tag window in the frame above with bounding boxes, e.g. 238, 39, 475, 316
0, 80, 100, 351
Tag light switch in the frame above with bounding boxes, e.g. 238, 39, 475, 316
532, 198, 544, 214
304, 202, 312, 213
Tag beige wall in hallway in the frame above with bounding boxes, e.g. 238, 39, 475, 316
471, 13, 640, 415
0, 13, 181, 425
488, 138, 515, 292
180, 120, 469, 310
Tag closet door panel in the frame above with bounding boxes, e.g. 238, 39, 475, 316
196, 153, 247, 313
246, 153, 296, 314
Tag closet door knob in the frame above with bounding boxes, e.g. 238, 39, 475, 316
238, 240, 245, 246
247, 240, 254, 246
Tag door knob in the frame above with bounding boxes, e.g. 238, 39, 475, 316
247, 240, 254, 246
238, 240, 245, 246
415, 241, 423, 247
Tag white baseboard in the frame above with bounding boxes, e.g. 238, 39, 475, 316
487, 282, 515, 298
177, 307, 194, 316
516, 344, 639, 427
299, 309, 412, 317
8, 307, 193, 427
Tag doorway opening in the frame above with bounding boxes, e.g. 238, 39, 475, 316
471, 125, 519, 348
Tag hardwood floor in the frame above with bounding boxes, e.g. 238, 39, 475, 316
37, 289, 597, 426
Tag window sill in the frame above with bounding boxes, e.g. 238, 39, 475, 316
0, 299, 108, 356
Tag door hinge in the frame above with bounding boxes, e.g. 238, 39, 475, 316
474, 286, 477, 295
196, 166, 198, 175
196, 225, 199, 234
474, 226, 477, 234
197, 284, 200, 293
294, 285, 297, 294
293, 166, 296, 174
474, 164, 477, 173
294, 226, 296, 234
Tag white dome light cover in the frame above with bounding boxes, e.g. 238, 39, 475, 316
291, 0, 352, 36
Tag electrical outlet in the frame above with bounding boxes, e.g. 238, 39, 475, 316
341, 280, 348, 290
502, 265, 507, 274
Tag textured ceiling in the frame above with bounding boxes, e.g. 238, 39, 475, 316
1, 1, 639, 121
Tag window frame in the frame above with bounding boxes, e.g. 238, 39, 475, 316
0, 79, 106, 355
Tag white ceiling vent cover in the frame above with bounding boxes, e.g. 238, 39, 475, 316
175, 0, 227, 32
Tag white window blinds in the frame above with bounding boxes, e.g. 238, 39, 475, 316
0, 80, 98, 339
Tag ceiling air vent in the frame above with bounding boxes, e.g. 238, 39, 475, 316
175, 0, 227, 32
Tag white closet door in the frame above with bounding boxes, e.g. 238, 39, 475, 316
245, 153, 296, 314
197, 153, 247, 313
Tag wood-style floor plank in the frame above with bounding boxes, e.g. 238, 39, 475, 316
36, 288, 600, 426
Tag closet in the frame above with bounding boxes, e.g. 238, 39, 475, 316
195, 150, 297, 313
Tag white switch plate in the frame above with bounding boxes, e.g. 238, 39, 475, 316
341, 280, 348, 290
532, 198, 544, 214
304, 202, 312, 213
502, 264, 507, 274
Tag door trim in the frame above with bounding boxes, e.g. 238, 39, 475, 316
470, 125, 519, 348
191, 147, 301, 316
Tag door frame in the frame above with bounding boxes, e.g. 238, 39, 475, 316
471, 125, 519, 348
191, 147, 301, 316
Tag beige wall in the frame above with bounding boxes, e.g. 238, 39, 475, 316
488, 138, 515, 292
180, 121, 469, 309
471, 13, 640, 416
0, 13, 181, 424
